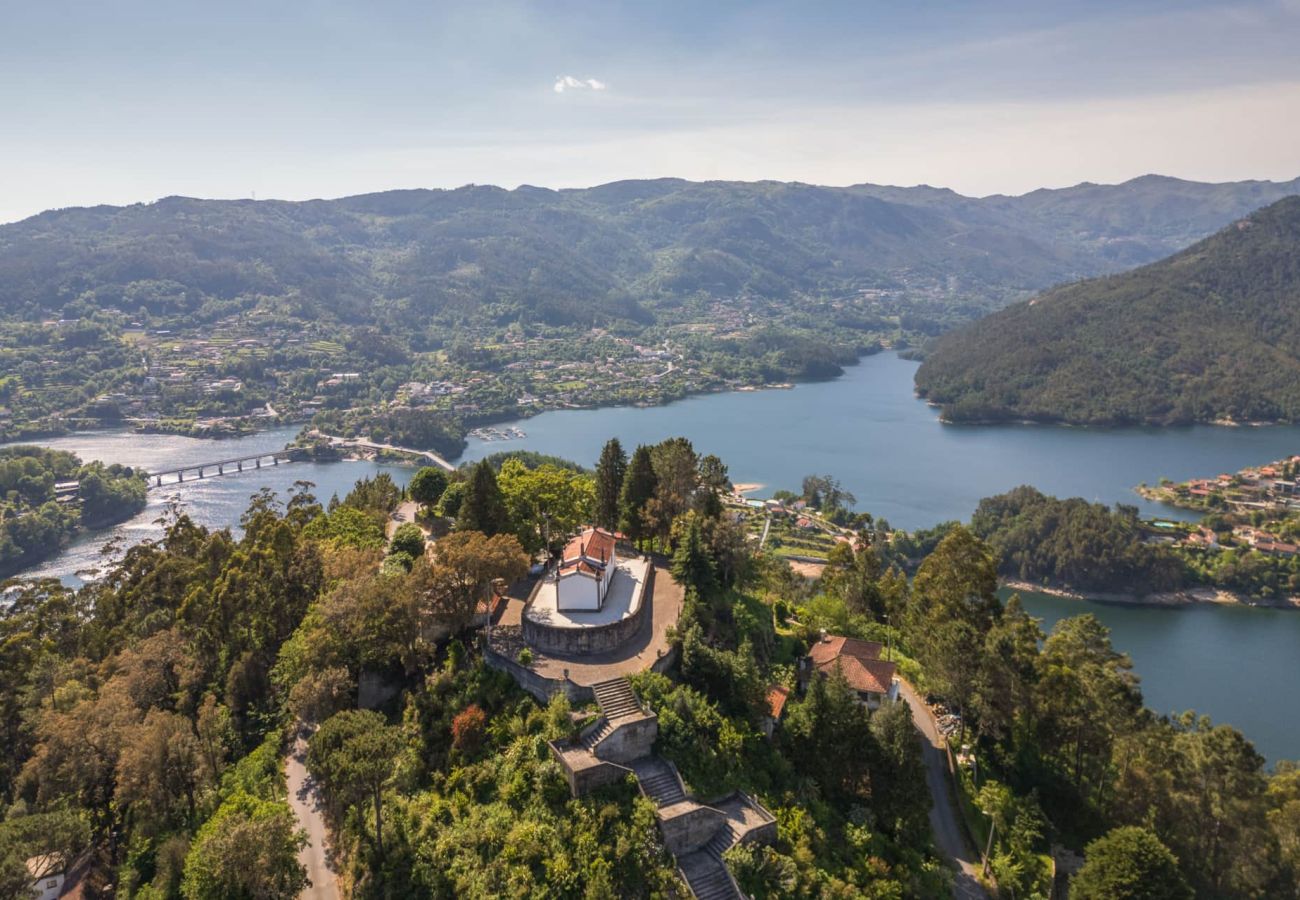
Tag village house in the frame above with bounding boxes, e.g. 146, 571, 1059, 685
798, 633, 900, 709
762, 684, 791, 738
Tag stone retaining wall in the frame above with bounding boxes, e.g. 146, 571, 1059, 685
482, 645, 595, 704
522, 564, 657, 655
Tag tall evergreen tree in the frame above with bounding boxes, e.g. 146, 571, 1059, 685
619, 445, 657, 548
671, 516, 717, 597
594, 438, 627, 530
457, 461, 510, 537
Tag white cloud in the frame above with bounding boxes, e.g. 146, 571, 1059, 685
553, 75, 607, 94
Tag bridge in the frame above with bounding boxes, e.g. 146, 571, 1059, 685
146, 449, 302, 487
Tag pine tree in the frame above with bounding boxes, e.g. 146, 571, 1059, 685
619, 445, 657, 548
458, 461, 510, 536
671, 516, 717, 597
594, 438, 628, 530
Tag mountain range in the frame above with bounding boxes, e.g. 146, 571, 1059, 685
914, 195, 1300, 426
2, 174, 1297, 330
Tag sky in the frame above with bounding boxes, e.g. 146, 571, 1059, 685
2, 0, 1299, 222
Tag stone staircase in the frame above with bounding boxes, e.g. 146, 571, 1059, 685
547, 678, 772, 900
593, 677, 643, 720
631, 757, 687, 807
678, 850, 742, 900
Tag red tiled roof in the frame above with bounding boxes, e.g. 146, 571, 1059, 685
808, 634, 883, 668
558, 527, 617, 578
808, 634, 894, 696
766, 684, 790, 719
817, 654, 896, 695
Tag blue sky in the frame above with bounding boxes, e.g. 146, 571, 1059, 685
2, 0, 1299, 221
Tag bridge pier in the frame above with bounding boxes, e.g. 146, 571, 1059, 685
156, 475, 162, 487
255, 459, 261, 469
177, 471, 183, 482
237, 461, 243, 472
272, 456, 279, 465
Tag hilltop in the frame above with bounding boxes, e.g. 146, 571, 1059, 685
914, 195, 1300, 426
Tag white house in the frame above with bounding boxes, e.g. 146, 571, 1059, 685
555, 527, 618, 611
26, 855, 65, 900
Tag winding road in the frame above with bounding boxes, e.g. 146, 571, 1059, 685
898, 679, 990, 900
285, 733, 340, 900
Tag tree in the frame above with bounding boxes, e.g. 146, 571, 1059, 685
1036, 615, 1142, 802
868, 699, 931, 845
181, 792, 308, 900
389, 522, 426, 560
647, 438, 699, 541
671, 514, 718, 597
451, 704, 487, 755
906, 526, 1001, 740
412, 531, 529, 632
1071, 826, 1191, 900
457, 461, 510, 536
784, 668, 876, 804
308, 710, 404, 858
496, 459, 595, 555
594, 438, 628, 530
408, 466, 449, 507
695, 453, 730, 519
619, 445, 658, 548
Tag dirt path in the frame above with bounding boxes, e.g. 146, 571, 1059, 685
285, 733, 340, 900
897, 680, 990, 900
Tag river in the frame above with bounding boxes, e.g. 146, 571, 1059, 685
6, 352, 1299, 761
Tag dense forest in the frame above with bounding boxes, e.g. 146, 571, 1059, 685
915, 196, 1300, 425
970, 487, 1189, 594
0, 446, 147, 578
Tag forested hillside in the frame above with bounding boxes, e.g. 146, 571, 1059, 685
3, 175, 1297, 331
915, 196, 1300, 425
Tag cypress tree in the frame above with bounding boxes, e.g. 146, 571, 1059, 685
458, 461, 510, 536
594, 437, 628, 530
619, 445, 657, 547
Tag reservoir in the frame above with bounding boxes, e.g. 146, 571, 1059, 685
8, 352, 1300, 761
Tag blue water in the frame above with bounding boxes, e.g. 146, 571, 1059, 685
459, 353, 1300, 531
1013, 590, 1300, 765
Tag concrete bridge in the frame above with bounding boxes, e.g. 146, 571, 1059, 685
146, 449, 302, 487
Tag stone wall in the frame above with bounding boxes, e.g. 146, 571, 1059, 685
658, 803, 726, 856
589, 714, 659, 764
482, 645, 595, 705
522, 564, 657, 655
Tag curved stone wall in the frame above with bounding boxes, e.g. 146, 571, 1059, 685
522, 565, 656, 655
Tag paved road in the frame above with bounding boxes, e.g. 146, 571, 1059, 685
386, 500, 425, 540
898, 679, 991, 900
285, 733, 340, 900
311, 430, 456, 472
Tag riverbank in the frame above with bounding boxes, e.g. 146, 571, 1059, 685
1002, 579, 1300, 611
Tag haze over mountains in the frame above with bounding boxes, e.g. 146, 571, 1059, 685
915, 195, 1300, 426
2, 174, 1297, 330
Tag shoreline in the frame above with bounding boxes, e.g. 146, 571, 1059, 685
1002, 579, 1300, 611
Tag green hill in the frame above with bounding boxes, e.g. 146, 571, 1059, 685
914, 195, 1300, 425
4, 175, 1299, 331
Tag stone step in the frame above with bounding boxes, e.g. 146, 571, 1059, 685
682, 858, 740, 900
581, 720, 613, 750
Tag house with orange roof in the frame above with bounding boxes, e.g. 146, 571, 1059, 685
762, 684, 791, 738
798, 632, 899, 709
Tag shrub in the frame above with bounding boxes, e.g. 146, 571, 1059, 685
451, 704, 487, 755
